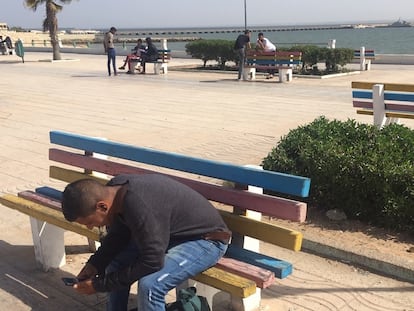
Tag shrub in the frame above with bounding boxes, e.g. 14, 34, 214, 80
279, 45, 354, 74
262, 116, 414, 232
185, 39, 236, 69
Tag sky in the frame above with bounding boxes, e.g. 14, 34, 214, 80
1, 0, 414, 30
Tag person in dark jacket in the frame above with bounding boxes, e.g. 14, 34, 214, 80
61, 174, 230, 311
140, 37, 159, 74
234, 29, 251, 80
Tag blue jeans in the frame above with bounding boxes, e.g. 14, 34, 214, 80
237, 48, 245, 79
106, 239, 227, 311
107, 48, 116, 75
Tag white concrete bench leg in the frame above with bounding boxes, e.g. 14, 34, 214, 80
243, 67, 255, 80
30, 217, 66, 271
278, 68, 293, 82
177, 280, 260, 311
153, 63, 168, 74
372, 83, 386, 128
231, 290, 261, 311
365, 59, 372, 70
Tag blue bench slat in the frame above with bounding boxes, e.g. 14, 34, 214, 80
225, 244, 292, 279
353, 91, 414, 102
36, 186, 62, 200
50, 131, 311, 197
352, 90, 372, 100
385, 92, 414, 102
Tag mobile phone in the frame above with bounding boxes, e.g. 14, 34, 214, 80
62, 277, 79, 286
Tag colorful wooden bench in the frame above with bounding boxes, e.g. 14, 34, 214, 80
352, 81, 414, 128
354, 47, 375, 71
129, 49, 171, 74
243, 50, 302, 83
0, 130, 310, 311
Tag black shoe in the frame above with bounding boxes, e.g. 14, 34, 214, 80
139, 71, 146, 74
126, 71, 133, 74
119, 66, 125, 70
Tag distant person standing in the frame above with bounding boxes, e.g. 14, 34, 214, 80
103, 27, 118, 76
234, 29, 251, 80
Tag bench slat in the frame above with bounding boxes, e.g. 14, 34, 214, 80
352, 90, 372, 100
219, 210, 303, 251
353, 100, 372, 109
226, 245, 292, 279
352, 81, 414, 93
49, 149, 307, 222
385, 92, 414, 102
18, 190, 61, 211
50, 131, 311, 197
0, 194, 100, 240
356, 109, 414, 119
216, 257, 275, 288
191, 267, 256, 298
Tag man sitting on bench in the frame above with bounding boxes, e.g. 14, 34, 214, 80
119, 38, 146, 74
139, 37, 159, 74
256, 32, 277, 79
61, 174, 230, 311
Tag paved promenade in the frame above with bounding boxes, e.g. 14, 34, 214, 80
0, 52, 413, 311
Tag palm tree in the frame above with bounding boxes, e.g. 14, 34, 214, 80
25, 0, 75, 60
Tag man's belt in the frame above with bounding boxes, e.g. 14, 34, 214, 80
202, 231, 232, 244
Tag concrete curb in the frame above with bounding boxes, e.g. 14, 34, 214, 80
302, 238, 414, 284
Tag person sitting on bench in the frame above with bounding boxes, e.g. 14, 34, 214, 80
119, 38, 146, 73
139, 37, 158, 74
61, 174, 230, 311
256, 32, 277, 79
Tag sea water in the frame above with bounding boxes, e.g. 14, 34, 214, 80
91, 25, 414, 54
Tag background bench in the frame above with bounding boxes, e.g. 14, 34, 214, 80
129, 49, 171, 74
243, 50, 302, 83
352, 81, 414, 128
0, 130, 310, 311
354, 47, 375, 71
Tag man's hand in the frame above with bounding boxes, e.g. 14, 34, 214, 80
74, 279, 96, 295
77, 263, 98, 280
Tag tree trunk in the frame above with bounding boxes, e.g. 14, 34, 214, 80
47, 1, 61, 60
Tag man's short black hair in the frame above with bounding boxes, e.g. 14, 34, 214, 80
244, 29, 251, 35
258, 32, 264, 37
62, 179, 105, 221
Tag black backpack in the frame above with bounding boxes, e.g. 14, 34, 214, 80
166, 287, 211, 311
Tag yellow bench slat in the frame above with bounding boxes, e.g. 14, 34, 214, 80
352, 81, 414, 92
50, 166, 106, 184
356, 109, 414, 119
219, 210, 302, 251
0, 194, 100, 240
192, 266, 256, 298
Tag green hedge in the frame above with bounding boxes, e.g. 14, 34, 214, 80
185, 39, 236, 69
185, 40, 354, 74
279, 45, 354, 74
262, 117, 414, 231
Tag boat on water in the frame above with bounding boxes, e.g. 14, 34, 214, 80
384, 18, 412, 28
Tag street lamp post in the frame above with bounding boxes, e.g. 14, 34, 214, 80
244, 0, 247, 30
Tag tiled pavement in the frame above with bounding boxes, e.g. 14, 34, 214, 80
0, 52, 413, 311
